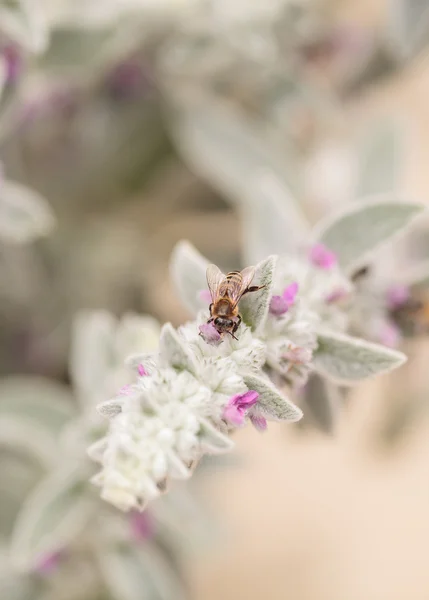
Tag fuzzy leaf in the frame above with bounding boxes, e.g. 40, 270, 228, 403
0, 180, 55, 244
243, 374, 302, 422
0, 377, 75, 465
171, 103, 300, 208
159, 323, 197, 373
239, 255, 277, 332
313, 197, 425, 272
314, 331, 407, 385
199, 418, 234, 453
241, 170, 310, 265
356, 121, 402, 197
388, 0, 429, 58
10, 463, 94, 569
170, 240, 209, 314
99, 543, 187, 600
0, 1, 49, 54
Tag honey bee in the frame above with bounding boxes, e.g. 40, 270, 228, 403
204, 264, 265, 339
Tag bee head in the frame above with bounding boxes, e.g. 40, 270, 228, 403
214, 317, 234, 332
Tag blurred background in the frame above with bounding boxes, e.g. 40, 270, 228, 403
2, 0, 429, 599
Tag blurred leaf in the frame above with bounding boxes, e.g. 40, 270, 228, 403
0, 180, 55, 244
170, 240, 209, 315
313, 197, 425, 272
388, 0, 429, 59
99, 543, 187, 600
159, 323, 197, 373
240, 170, 310, 265
171, 102, 300, 210
0, 0, 48, 54
0, 376, 74, 434
314, 331, 407, 385
11, 462, 94, 569
69, 311, 116, 401
0, 450, 45, 537
243, 373, 302, 422
240, 255, 277, 333
355, 121, 402, 197
0, 376, 75, 464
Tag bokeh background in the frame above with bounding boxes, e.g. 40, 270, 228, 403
2, 0, 429, 599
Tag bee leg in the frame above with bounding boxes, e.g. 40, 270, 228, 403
232, 315, 241, 334
209, 303, 214, 315
242, 284, 266, 296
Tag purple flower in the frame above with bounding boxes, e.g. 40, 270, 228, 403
270, 282, 299, 315
198, 289, 212, 304
386, 285, 410, 310
223, 390, 259, 426
199, 322, 223, 346
309, 244, 337, 270
34, 551, 63, 575
130, 510, 155, 541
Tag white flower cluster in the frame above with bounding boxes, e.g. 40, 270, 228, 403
89, 312, 299, 511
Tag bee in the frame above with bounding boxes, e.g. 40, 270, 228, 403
204, 264, 265, 340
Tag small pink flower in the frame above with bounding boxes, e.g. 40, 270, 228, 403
199, 322, 223, 346
379, 321, 401, 348
270, 282, 299, 315
223, 390, 259, 426
386, 285, 410, 310
198, 289, 212, 304
2, 44, 22, 83
138, 363, 148, 377
34, 551, 63, 575
130, 510, 155, 541
309, 244, 337, 270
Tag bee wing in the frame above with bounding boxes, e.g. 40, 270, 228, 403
229, 265, 256, 307
206, 264, 227, 303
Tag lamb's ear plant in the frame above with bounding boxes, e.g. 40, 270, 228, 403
89, 192, 423, 507
0, 311, 208, 600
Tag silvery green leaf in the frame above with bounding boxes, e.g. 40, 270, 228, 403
70, 311, 116, 401
314, 331, 407, 385
355, 121, 402, 197
171, 102, 300, 209
10, 462, 94, 570
0, 180, 55, 243
241, 170, 310, 265
243, 374, 302, 422
170, 240, 209, 314
388, 0, 429, 59
0, 376, 74, 434
199, 418, 234, 453
0, 450, 45, 538
99, 543, 187, 600
0, 1, 48, 54
240, 255, 277, 332
0, 376, 75, 464
313, 197, 425, 272
298, 375, 342, 434
159, 323, 197, 373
